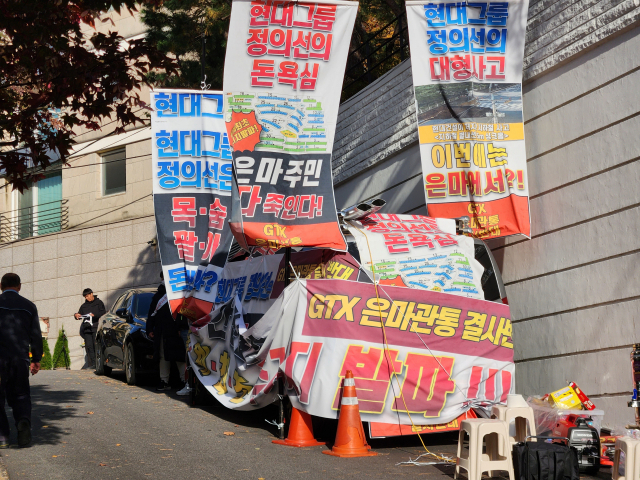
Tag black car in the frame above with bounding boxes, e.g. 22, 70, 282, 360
95, 287, 157, 385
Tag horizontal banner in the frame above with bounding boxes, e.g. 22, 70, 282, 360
189, 278, 514, 424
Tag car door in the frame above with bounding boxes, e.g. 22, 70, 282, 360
112, 293, 135, 363
104, 292, 129, 359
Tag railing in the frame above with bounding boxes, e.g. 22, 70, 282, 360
0, 199, 69, 242
341, 13, 410, 102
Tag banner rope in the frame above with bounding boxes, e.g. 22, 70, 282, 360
347, 220, 457, 464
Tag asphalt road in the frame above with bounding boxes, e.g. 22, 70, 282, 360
0, 371, 610, 480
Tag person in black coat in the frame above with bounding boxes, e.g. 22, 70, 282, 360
0, 273, 42, 448
146, 282, 188, 391
74, 288, 106, 369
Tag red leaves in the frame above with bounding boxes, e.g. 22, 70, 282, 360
0, 0, 178, 187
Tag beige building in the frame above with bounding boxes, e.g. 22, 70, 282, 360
0, 9, 159, 368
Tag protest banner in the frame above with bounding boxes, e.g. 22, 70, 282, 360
348, 213, 485, 300
189, 278, 514, 424
222, 0, 358, 251
151, 89, 235, 320
406, 0, 531, 238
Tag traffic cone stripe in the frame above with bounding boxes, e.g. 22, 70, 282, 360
343, 378, 356, 387
341, 396, 358, 405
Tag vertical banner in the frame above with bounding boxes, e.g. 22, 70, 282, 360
151, 89, 235, 320
406, 1, 530, 239
222, 0, 357, 250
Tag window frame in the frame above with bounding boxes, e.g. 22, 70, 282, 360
101, 147, 127, 197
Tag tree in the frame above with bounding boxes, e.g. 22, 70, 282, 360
141, 0, 231, 90
0, 0, 177, 190
140, 0, 407, 96
52, 327, 71, 369
40, 337, 53, 370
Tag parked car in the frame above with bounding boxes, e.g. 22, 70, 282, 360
95, 287, 157, 385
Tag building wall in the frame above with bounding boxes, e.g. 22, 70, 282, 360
333, 12, 640, 426
65, 136, 154, 229
0, 216, 160, 369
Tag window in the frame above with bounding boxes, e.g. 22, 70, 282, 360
134, 293, 155, 319
102, 148, 126, 196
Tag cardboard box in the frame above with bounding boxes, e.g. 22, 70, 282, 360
569, 381, 596, 410
548, 386, 583, 410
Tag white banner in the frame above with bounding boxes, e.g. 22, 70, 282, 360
348, 214, 485, 300
406, 1, 531, 239
189, 278, 515, 424
221, 0, 358, 250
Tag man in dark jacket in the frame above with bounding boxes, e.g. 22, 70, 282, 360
146, 281, 187, 391
0, 273, 42, 448
74, 288, 106, 369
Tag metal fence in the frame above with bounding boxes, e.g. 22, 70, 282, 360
0, 199, 69, 242
341, 13, 410, 102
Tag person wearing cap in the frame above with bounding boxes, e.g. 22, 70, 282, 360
74, 288, 106, 369
0, 272, 42, 448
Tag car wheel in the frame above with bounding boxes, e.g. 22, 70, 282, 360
95, 338, 112, 376
124, 342, 137, 386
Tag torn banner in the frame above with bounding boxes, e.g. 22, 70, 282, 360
406, 0, 531, 238
222, 0, 358, 250
188, 278, 514, 424
151, 89, 235, 319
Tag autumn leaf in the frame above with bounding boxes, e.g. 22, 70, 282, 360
87, 412, 94, 415
223, 431, 235, 436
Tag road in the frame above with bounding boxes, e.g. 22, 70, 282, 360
0, 371, 609, 480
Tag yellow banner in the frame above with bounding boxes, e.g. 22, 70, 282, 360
419, 122, 525, 144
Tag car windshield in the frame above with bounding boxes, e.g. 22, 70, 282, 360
135, 293, 155, 319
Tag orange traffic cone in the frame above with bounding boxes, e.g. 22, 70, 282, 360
272, 408, 325, 447
323, 371, 377, 458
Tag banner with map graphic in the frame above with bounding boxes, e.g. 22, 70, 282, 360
348, 214, 485, 300
406, 0, 531, 238
222, 0, 358, 250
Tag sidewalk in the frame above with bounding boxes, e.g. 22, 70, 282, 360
0, 370, 611, 479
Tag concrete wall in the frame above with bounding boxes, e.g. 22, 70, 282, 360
332, 17, 640, 426
65, 137, 154, 229
0, 216, 160, 369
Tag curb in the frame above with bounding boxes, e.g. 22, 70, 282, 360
0, 458, 8, 480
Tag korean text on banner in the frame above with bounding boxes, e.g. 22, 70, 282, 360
188, 279, 514, 424
151, 89, 235, 321
406, 0, 531, 238
222, 0, 358, 250
348, 214, 485, 300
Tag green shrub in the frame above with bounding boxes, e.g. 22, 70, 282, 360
40, 337, 53, 370
52, 327, 70, 369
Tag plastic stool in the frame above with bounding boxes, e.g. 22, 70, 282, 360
455, 419, 514, 480
613, 436, 640, 480
491, 404, 536, 444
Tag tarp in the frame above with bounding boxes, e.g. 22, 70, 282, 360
189, 278, 514, 424
406, 0, 531, 239
222, 0, 358, 250
151, 89, 235, 319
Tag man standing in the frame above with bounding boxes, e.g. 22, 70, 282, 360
74, 288, 106, 369
0, 273, 42, 448
146, 276, 188, 392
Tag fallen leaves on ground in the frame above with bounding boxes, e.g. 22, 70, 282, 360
87, 412, 94, 415
99, 463, 107, 467
223, 432, 235, 436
